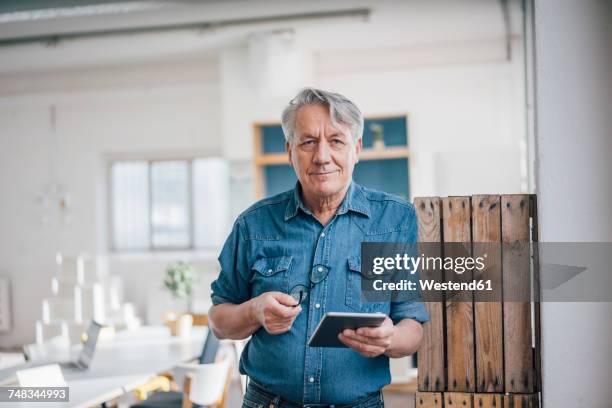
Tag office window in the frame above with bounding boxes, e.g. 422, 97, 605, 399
110, 158, 229, 251
151, 161, 190, 248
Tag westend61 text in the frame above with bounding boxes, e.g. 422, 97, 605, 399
372, 279, 493, 291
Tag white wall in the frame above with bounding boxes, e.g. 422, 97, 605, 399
534, 0, 612, 406
0, 0, 529, 347
0, 58, 222, 347
218, 6, 528, 197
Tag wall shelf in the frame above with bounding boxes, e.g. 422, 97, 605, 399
253, 115, 411, 199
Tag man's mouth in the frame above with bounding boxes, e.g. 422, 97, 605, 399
310, 170, 339, 176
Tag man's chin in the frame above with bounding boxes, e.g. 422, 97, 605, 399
309, 182, 346, 198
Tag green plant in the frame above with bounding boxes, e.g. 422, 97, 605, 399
370, 123, 385, 142
163, 261, 199, 300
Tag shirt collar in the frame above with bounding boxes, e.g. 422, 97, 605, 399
284, 180, 371, 221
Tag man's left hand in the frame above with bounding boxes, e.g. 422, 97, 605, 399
338, 316, 395, 357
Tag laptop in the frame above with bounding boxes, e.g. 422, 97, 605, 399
20, 321, 103, 371
58, 320, 102, 370
0, 321, 103, 385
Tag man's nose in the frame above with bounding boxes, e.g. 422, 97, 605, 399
313, 140, 331, 164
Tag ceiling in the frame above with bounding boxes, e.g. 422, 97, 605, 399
0, 0, 517, 76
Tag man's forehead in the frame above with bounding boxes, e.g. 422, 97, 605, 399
294, 105, 350, 136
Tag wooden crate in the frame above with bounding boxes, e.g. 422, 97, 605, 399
415, 195, 540, 405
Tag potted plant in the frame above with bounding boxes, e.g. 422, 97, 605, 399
370, 123, 386, 150
163, 261, 199, 335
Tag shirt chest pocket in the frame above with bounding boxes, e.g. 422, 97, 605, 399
345, 255, 389, 314
250, 256, 292, 297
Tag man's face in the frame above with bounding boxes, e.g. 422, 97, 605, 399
287, 104, 361, 199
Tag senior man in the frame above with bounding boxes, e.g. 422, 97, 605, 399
209, 88, 428, 407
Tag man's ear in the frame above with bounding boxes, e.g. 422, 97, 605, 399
286, 142, 293, 166
355, 137, 362, 163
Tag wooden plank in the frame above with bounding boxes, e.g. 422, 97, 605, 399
502, 195, 534, 393
472, 195, 504, 393
415, 392, 443, 408
442, 197, 474, 392
503, 393, 539, 408
415, 197, 445, 392
444, 392, 472, 408
474, 394, 503, 408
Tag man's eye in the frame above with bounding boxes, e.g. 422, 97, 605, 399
331, 139, 345, 145
302, 140, 315, 146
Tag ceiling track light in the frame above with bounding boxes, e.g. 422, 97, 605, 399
0, 7, 371, 48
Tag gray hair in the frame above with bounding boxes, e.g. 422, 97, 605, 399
281, 88, 364, 145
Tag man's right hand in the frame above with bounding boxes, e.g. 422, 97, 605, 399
250, 292, 302, 335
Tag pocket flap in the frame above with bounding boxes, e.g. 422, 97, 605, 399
252, 256, 293, 276
347, 255, 361, 273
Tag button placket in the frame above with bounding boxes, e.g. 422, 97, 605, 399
304, 229, 325, 401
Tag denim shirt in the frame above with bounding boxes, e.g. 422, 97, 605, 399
211, 181, 429, 405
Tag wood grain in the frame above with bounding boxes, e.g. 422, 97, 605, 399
415, 197, 445, 392
474, 394, 502, 408
445, 392, 473, 408
415, 392, 443, 408
472, 195, 504, 393
502, 195, 534, 393
442, 197, 474, 392
503, 393, 539, 408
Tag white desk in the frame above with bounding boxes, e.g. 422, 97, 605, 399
0, 326, 207, 408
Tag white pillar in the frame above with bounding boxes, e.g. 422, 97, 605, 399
534, 0, 612, 406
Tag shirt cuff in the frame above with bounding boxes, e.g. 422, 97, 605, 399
211, 293, 237, 305
390, 301, 429, 324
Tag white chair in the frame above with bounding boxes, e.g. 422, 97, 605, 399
55, 254, 83, 283
50, 275, 78, 297
35, 320, 68, 343
233, 339, 248, 395
183, 357, 232, 407
42, 297, 77, 323
74, 283, 105, 323
17, 364, 66, 387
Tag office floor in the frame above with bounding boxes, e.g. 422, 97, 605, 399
225, 379, 416, 408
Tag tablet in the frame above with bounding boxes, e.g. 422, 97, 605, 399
307, 312, 387, 348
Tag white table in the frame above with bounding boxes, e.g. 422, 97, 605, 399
0, 326, 207, 408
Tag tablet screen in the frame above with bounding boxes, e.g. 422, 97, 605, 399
307, 312, 387, 348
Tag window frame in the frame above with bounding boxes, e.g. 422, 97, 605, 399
108, 156, 199, 253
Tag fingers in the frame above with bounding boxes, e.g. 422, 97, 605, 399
355, 317, 394, 339
355, 325, 392, 339
271, 292, 300, 307
263, 313, 298, 334
258, 292, 302, 335
264, 319, 295, 334
341, 329, 392, 349
338, 333, 386, 357
267, 297, 301, 319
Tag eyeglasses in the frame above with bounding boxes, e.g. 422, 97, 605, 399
289, 264, 330, 307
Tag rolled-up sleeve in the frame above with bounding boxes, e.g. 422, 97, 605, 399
210, 217, 251, 305
390, 301, 429, 324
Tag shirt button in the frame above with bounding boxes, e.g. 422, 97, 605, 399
267, 268, 273, 274
317, 266, 323, 272
320, 232, 325, 238
309, 376, 314, 383
315, 303, 320, 309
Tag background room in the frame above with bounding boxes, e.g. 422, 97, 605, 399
2, 0, 609, 407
